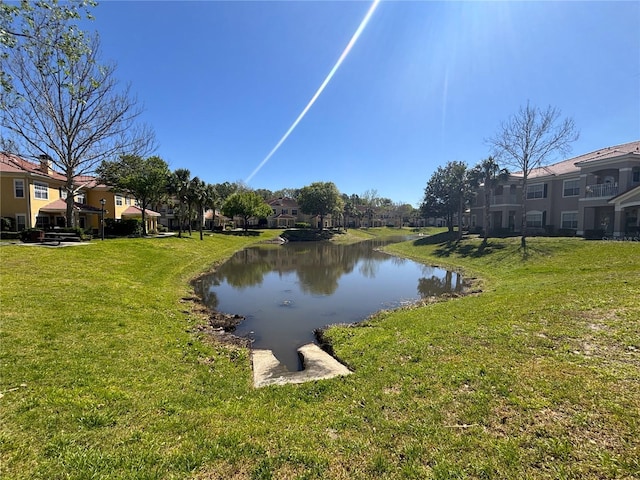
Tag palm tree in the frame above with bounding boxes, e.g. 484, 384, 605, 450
470, 157, 509, 241
168, 168, 191, 237
190, 178, 217, 240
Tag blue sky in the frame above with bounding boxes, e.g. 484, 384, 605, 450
87, 1, 639, 206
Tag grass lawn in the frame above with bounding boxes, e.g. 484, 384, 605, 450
330, 226, 431, 244
1, 231, 638, 479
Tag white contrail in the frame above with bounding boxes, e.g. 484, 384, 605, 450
245, 0, 381, 184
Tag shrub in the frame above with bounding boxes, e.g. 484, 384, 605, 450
492, 228, 514, 237
105, 218, 142, 237
1, 217, 14, 231
282, 229, 334, 242
584, 229, 606, 240
294, 222, 310, 229
0, 231, 20, 240
556, 228, 577, 237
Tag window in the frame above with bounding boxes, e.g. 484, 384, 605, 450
526, 211, 543, 228
76, 193, 85, 204
14, 179, 25, 198
282, 209, 288, 215
60, 188, 67, 199
561, 212, 578, 229
292, 209, 298, 215
115, 195, 123, 206
633, 168, 640, 183
125, 197, 132, 205
35, 216, 50, 228
16, 214, 26, 231
526, 183, 546, 199
34, 182, 48, 200
563, 179, 580, 197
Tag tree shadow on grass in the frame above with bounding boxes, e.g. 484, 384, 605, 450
517, 238, 555, 260
414, 232, 506, 258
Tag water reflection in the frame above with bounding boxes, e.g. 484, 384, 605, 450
196, 238, 463, 371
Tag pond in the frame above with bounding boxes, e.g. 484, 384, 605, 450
195, 237, 464, 371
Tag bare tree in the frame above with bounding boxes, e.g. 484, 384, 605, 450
487, 102, 578, 247
1, 8, 154, 226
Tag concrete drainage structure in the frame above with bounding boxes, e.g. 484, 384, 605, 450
251, 343, 352, 388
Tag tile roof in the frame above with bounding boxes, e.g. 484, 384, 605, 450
203, 209, 227, 221
268, 197, 298, 208
122, 205, 161, 217
0, 152, 108, 187
39, 199, 103, 213
0, 152, 67, 181
523, 140, 640, 179
573, 140, 640, 165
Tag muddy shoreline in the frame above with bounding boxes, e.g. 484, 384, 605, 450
181, 293, 253, 347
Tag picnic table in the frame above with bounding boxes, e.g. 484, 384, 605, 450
42, 232, 82, 245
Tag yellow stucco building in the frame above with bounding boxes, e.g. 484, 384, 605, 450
1, 152, 159, 233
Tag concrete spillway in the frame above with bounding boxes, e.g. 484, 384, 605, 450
251, 343, 352, 388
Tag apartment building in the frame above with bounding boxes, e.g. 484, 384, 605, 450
470, 141, 640, 237
0, 152, 159, 233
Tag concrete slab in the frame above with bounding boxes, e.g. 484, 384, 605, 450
252, 343, 352, 388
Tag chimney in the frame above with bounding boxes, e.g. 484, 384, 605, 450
38, 154, 52, 175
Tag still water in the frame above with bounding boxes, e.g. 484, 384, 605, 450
196, 237, 463, 371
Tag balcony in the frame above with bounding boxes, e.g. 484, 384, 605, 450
584, 183, 619, 199
490, 194, 518, 205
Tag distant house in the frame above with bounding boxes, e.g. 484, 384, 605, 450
0, 152, 160, 233
266, 197, 344, 229
469, 140, 640, 237
267, 197, 301, 228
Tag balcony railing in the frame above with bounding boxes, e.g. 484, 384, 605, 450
490, 194, 518, 205
584, 183, 619, 199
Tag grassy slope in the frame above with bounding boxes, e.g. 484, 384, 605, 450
1, 232, 638, 479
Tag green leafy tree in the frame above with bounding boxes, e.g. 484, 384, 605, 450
421, 161, 470, 236
298, 182, 343, 230
213, 181, 239, 204
1, 2, 155, 227
488, 102, 578, 247
272, 188, 300, 200
96, 155, 169, 236
395, 203, 415, 227
221, 191, 273, 231
469, 157, 510, 241
253, 188, 274, 201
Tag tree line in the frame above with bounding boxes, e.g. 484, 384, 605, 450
94, 154, 419, 238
